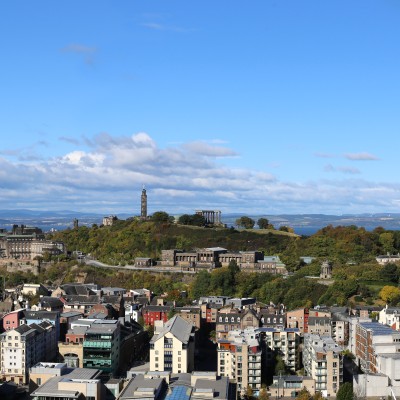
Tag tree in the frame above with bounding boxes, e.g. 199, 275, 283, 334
379, 285, 400, 304
243, 386, 255, 400
258, 387, 269, 400
379, 232, 395, 254
178, 214, 192, 225
236, 216, 255, 229
228, 260, 240, 276
336, 382, 353, 400
381, 263, 400, 283
274, 355, 286, 375
297, 388, 311, 400
312, 392, 323, 400
151, 211, 172, 223
257, 218, 269, 229
178, 213, 206, 226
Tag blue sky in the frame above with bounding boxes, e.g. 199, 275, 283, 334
1, 1, 399, 215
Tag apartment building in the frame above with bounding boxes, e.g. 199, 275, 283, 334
257, 328, 301, 372
217, 328, 262, 395
303, 334, 343, 396
0, 321, 57, 384
150, 315, 195, 373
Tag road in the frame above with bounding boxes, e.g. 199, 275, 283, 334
83, 257, 197, 274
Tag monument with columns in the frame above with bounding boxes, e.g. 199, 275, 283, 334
195, 210, 222, 226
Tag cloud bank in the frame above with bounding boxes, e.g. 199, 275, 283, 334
0, 133, 398, 215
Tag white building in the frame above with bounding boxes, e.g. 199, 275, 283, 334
379, 305, 400, 330
150, 315, 195, 373
0, 321, 57, 384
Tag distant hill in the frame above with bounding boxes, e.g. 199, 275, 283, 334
1, 209, 400, 235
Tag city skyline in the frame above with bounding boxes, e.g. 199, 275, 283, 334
1, 1, 400, 214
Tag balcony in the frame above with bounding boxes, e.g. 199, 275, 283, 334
315, 369, 327, 376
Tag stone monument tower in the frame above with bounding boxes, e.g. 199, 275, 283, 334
141, 187, 147, 219
320, 260, 332, 279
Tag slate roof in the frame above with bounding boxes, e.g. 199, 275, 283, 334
23, 310, 59, 320
61, 284, 96, 296
39, 296, 64, 308
150, 315, 194, 345
62, 295, 100, 304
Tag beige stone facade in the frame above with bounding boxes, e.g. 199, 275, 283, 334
303, 334, 343, 396
150, 316, 195, 374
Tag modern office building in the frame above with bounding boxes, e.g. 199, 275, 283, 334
82, 320, 120, 375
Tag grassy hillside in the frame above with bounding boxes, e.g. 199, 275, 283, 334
48, 220, 296, 265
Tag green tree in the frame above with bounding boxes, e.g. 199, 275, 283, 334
336, 382, 353, 400
274, 355, 286, 375
190, 270, 211, 299
236, 216, 255, 229
178, 214, 192, 225
257, 218, 270, 229
151, 211, 173, 223
381, 263, 400, 283
379, 232, 395, 254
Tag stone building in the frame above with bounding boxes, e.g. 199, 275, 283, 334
102, 215, 118, 226
320, 260, 332, 279
0, 225, 65, 260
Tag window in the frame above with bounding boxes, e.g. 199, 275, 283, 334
37, 378, 42, 385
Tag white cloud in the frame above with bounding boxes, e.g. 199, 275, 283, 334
344, 152, 379, 161
0, 133, 399, 214
183, 141, 238, 157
